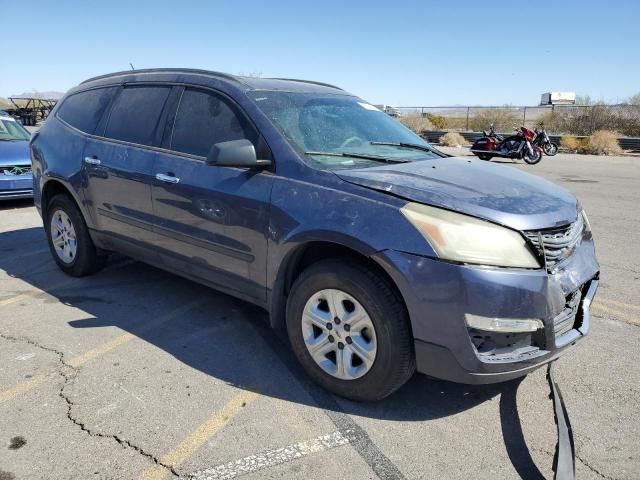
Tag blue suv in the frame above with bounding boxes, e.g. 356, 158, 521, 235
31, 69, 599, 400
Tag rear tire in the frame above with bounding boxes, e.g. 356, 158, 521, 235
478, 154, 493, 160
45, 194, 106, 277
286, 259, 415, 401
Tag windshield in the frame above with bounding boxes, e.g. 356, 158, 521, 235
248, 91, 441, 169
0, 118, 31, 141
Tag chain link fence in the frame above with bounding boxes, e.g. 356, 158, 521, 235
394, 104, 640, 137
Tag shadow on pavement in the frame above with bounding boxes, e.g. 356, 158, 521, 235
0, 198, 34, 211
0, 224, 539, 473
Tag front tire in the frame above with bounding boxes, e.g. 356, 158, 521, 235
543, 143, 558, 156
524, 149, 543, 165
45, 194, 106, 276
286, 259, 415, 401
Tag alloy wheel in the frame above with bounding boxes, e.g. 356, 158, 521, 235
50, 209, 77, 264
301, 288, 377, 380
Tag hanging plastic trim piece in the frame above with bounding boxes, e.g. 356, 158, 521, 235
547, 362, 576, 480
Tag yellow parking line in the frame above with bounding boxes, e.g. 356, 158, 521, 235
0, 372, 51, 403
592, 302, 639, 326
0, 259, 135, 307
139, 390, 259, 480
596, 297, 640, 312
0, 299, 205, 403
0, 292, 32, 307
66, 333, 136, 368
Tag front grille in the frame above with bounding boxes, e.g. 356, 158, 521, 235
553, 289, 582, 338
523, 215, 584, 269
0, 165, 32, 176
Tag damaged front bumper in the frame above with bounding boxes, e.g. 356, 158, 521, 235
373, 236, 599, 384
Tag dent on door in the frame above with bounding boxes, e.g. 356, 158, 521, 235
151, 156, 273, 302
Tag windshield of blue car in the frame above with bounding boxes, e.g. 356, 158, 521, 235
0, 119, 31, 141
248, 91, 440, 169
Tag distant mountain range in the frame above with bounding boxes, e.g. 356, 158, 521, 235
9, 91, 65, 100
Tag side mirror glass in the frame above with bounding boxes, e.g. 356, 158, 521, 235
206, 139, 271, 168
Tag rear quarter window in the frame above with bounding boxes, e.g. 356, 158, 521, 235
57, 87, 117, 134
104, 86, 171, 147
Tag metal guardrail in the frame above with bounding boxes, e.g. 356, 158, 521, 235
422, 130, 640, 152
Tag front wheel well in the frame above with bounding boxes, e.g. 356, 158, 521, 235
270, 241, 406, 329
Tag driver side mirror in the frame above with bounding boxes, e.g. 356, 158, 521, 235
206, 139, 271, 168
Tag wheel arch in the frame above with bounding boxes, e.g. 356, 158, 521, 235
40, 178, 93, 229
268, 238, 408, 330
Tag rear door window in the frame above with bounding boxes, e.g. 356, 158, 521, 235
57, 87, 117, 134
105, 86, 171, 147
170, 88, 257, 157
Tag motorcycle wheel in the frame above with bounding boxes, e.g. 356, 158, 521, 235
543, 143, 558, 156
524, 149, 542, 165
478, 154, 493, 160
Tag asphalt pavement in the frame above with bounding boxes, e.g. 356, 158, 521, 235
0, 151, 638, 480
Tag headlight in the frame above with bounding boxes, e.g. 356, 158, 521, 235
400, 203, 541, 268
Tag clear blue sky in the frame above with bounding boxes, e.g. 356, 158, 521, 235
2, 0, 638, 105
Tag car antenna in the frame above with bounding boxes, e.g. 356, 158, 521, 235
129, 63, 135, 71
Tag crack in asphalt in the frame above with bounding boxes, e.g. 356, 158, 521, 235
600, 262, 640, 276
575, 453, 617, 480
532, 445, 616, 480
1, 332, 179, 478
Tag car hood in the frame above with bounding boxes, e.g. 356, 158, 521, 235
0, 140, 30, 166
335, 156, 579, 231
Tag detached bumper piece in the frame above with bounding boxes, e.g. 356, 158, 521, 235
547, 362, 576, 480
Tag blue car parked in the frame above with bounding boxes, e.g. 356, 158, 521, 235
30, 69, 599, 400
0, 111, 32, 200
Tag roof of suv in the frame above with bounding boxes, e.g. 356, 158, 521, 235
80, 68, 346, 94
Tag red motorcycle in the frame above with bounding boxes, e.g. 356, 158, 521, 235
471, 125, 543, 164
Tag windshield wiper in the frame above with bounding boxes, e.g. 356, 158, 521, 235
369, 141, 449, 157
304, 151, 410, 163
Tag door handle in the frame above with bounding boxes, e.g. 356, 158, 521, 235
156, 173, 180, 184
84, 156, 101, 166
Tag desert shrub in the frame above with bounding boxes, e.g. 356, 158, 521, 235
469, 108, 521, 132
560, 136, 588, 152
582, 130, 622, 155
617, 104, 640, 137
399, 114, 433, 134
445, 117, 470, 130
535, 105, 640, 137
426, 113, 448, 130
439, 131, 467, 147
535, 111, 569, 133
561, 132, 622, 155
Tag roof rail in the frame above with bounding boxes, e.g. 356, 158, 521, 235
80, 68, 242, 85
268, 78, 344, 91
